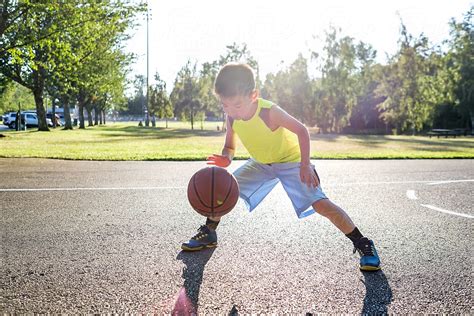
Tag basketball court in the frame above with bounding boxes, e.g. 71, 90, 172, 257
1, 158, 472, 313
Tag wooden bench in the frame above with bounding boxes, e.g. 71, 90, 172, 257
427, 129, 461, 138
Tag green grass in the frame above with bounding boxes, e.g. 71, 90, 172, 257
1, 122, 473, 160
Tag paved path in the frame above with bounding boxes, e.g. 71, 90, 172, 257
1, 158, 473, 314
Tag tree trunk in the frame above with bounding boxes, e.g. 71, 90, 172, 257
166, 117, 168, 128
102, 110, 106, 124
86, 106, 93, 126
33, 88, 49, 131
79, 104, 85, 129
51, 98, 57, 128
32, 72, 49, 131
94, 105, 99, 125
470, 109, 474, 135
77, 91, 87, 129
62, 96, 73, 130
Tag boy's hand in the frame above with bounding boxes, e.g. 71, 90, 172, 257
300, 164, 319, 188
206, 154, 231, 168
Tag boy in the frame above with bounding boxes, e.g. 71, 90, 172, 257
181, 63, 381, 271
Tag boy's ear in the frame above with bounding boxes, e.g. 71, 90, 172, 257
250, 89, 258, 101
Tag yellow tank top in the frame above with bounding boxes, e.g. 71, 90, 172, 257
232, 98, 301, 164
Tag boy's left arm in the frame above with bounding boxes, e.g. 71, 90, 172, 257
270, 106, 319, 188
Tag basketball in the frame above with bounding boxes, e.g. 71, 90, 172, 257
187, 166, 239, 217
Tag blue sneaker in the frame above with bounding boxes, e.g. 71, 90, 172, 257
181, 225, 218, 251
354, 237, 381, 271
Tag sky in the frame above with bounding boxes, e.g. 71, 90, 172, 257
124, 0, 472, 93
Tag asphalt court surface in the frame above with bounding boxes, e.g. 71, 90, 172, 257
1, 158, 473, 313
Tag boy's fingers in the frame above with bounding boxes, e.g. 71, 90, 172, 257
304, 176, 312, 188
206, 155, 230, 167
302, 171, 319, 188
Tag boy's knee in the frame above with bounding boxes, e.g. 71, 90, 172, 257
313, 199, 344, 218
313, 199, 333, 216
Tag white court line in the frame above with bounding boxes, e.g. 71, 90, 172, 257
406, 190, 418, 200
329, 179, 473, 186
0, 186, 184, 192
332, 180, 438, 186
1, 178, 473, 192
427, 179, 474, 185
420, 204, 474, 219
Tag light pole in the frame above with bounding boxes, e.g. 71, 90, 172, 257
145, 0, 150, 127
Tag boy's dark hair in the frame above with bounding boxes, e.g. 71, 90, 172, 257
214, 63, 256, 98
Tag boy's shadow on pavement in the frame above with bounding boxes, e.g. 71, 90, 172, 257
173, 248, 216, 315
360, 270, 393, 315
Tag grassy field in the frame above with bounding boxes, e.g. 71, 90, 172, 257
1, 121, 473, 160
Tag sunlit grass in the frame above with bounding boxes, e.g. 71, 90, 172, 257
1, 122, 472, 160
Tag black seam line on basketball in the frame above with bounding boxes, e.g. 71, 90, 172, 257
218, 174, 233, 209
193, 206, 209, 215
213, 175, 237, 213
213, 201, 235, 213
193, 172, 212, 209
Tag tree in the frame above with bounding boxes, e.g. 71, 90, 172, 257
149, 72, 173, 128
376, 20, 436, 134
447, 7, 474, 131
170, 61, 202, 130
312, 27, 358, 133
126, 74, 146, 116
349, 42, 386, 132
71, 3, 142, 129
0, 1, 144, 131
1, 2, 74, 130
0, 77, 35, 113
262, 54, 314, 125
198, 61, 220, 119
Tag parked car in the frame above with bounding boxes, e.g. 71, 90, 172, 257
9, 112, 38, 129
3, 112, 17, 127
8, 112, 52, 129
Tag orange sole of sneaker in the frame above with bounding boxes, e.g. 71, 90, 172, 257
181, 243, 217, 252
360, 265, 381, 271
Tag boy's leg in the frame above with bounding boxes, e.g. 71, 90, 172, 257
312, 199, 355, 234
313, 199, 381, 271
206, 216, 221, 230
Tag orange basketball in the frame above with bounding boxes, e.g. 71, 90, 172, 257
187, 166, 239, 217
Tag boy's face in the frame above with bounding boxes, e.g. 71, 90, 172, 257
219, 91, 257, 120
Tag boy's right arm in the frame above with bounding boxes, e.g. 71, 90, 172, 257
207, 116, 235, 167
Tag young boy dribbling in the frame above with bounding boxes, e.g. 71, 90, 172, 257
181, 63, 381, 271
